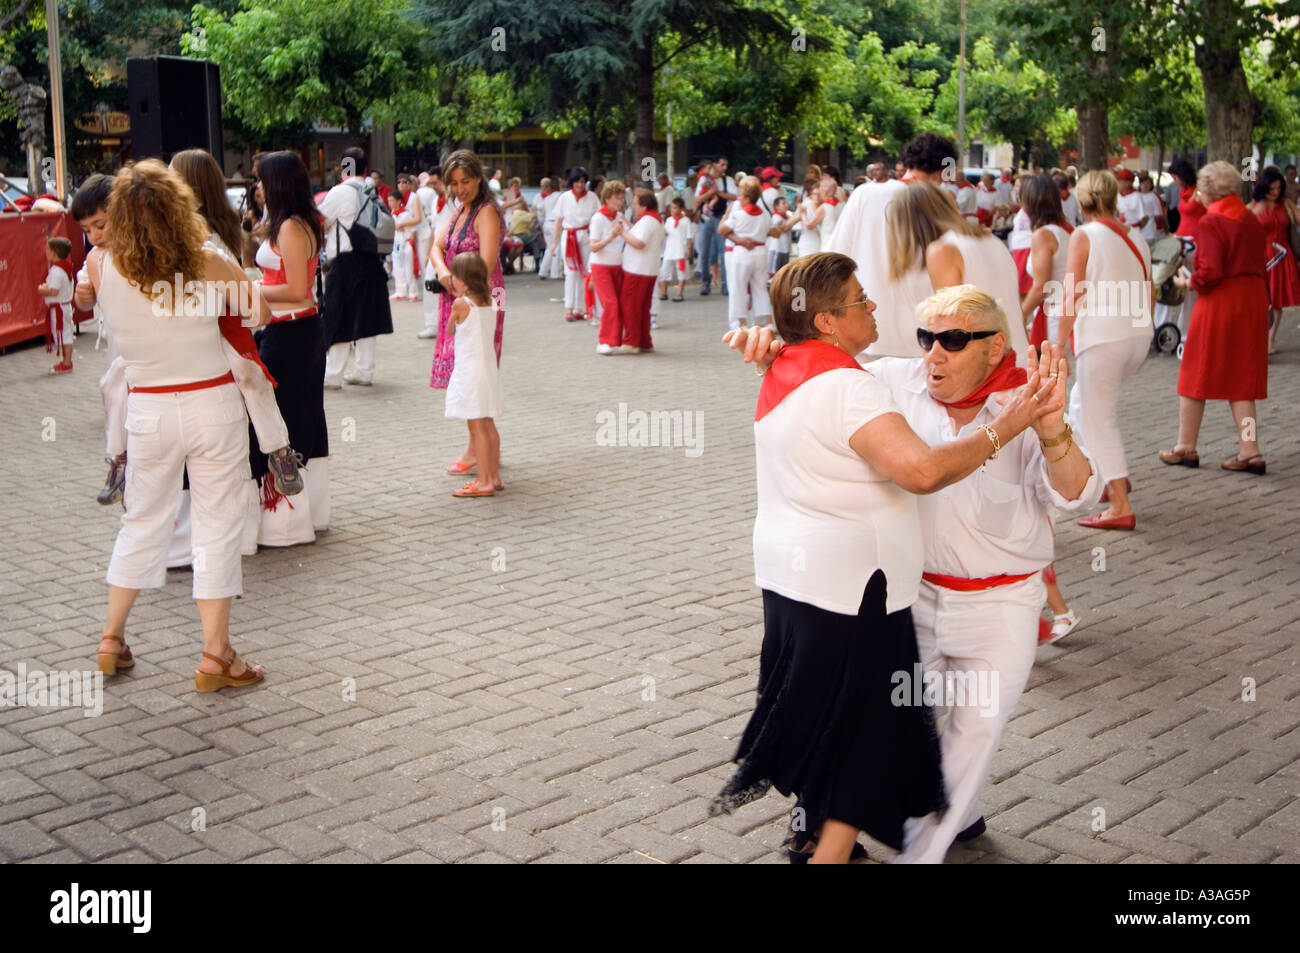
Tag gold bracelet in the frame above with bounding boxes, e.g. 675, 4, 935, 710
1040, 424, 1071, 449
1044, 435, 1073, 463
977, 424, 1001, 459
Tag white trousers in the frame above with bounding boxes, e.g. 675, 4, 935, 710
100, 347, 289, 456
899, 574, 1044, 863
726, 248, 771, 329
325, 336, 376, 385
106, 383, 249, 599
562, 232, 591, 310
1067, 335, 1148, 484
540, 225, 564, 278
392, 239, 418, 298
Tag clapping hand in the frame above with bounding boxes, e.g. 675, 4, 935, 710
1023, 343, 1068, 439
992, 345, 1063, 438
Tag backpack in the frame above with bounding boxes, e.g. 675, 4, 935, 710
339, 178, 395, 256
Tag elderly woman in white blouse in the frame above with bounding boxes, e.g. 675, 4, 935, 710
709, 253, 1059, 863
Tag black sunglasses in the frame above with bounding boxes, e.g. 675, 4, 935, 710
916, 328, 999, 352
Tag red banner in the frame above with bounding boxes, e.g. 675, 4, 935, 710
0, 212, 89, 349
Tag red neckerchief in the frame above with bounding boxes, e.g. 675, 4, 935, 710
937, 350, 1026, 409
823, 196, 839, 206
52, 259, 75, 282
540, 189, 553, 199
741, 204, 761, 215
1060, 188, 1071, 201
597, 205, 617, 220
436, 195, 446, 214
1000, 174, 1013, 184
755, 340, 862, 421
636, 209, 661, 223
980, 182, 997, 193
1119, 186, 1135, 196
1207, 193, 1249, 223
1093, 217, 1149, 281
958, 180, 974, 190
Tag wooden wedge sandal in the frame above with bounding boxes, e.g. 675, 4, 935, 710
194, 650, 264, 693
97, 634, 134, 675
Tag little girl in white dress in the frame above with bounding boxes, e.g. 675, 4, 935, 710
444, 252, 503, 497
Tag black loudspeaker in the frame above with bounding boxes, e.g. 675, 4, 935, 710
127, 56, 223, 166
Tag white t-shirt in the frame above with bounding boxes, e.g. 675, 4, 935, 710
45, 265, 73, 306
1116, 189, 1145, 230
555, 189, 599, 230
976, 185, 999, 215
488, 177, 503, 197
754, 367, 921, 616
1074, 220, 1152, 354
869, 358, 1101, 576
1009, 209, 1033, 251
540, 190, 562, 227
655, 185, 677, 213
663, 215, 692, 260
995, 178, 1015, 207
766, 211, 792, 254
415, 186, 436, 235
759, 185, 782, 214
1138, 191, 1163, 242
589, 212, 624, 267
725, 203, 771, 251
622, 213, 666, 275
820, 198, 843, 244
317, 176, 368, 257
956, 182, 979, 221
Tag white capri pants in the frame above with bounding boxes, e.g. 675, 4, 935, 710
726, 247, 772, 330
101, 346, 288, 456
1068, 335, 1148, 484
419, 230, 438, 332
562, 230, 591, 311
899, 573, 1043, 864
540, 223, 564, 279
106, 383, 250, 600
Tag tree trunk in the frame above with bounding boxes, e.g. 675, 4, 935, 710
1195, 0, 1255, 183
634, 41, 655, 182
1155, 143, 1165, 179
1076, 102, 1107, 171
346, 108, 365, 147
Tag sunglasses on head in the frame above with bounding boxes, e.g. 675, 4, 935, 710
916, 328, 998, 352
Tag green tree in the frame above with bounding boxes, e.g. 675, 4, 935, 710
187, 0, 428, 144
1112, 46, 1205, 173
414, 0, 797, 173
932, 37, 1070, 170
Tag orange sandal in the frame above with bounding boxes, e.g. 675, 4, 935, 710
452, 480, 495, 498
97, 633, 134, 675
445, 459, 477, 475
194, 650, 264, 693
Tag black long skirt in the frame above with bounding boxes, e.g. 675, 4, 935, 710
710, 570, 946, 852
250, 314, 329, 480
322, 250, 393, 346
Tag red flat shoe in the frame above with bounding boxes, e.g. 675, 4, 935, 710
1077, 513, 1135, 530
452, 480, 494, 498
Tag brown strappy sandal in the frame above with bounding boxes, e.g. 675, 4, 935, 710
97, 633, 134, 675
194, 650, 264, 693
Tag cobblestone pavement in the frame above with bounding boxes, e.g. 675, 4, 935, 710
1, 272, 1298, 864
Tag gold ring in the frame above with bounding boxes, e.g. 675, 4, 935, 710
1032, 394, 1040, 402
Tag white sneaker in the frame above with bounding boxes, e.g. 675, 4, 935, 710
343, 373, 373, 386
323, 375, 343, 390
596, 344, 615, 355
417, 328, 437, 339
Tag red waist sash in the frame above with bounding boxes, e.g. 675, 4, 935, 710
921, 570, 1036, 591
129, 371, 235, 394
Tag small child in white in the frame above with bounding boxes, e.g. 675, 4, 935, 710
658, 198, 693, 302
444, 252, 503, 498
767, 196, 797, 277
38, 236, 76, 374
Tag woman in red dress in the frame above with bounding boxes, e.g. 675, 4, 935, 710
1159, 161, 1269, 475
1248, 166, 1300, 355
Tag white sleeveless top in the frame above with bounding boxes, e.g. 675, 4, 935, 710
97, 252, 230, 388
1074, 220, 1151, 354
933, 230, 1031, 364
1026, 224, 1071, 318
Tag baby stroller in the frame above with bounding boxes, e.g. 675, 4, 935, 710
1150, 235, 1196, 356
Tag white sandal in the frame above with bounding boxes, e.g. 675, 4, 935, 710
1044, 609, 1079, 645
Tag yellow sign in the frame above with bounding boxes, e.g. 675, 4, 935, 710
72, 112, 131, 137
